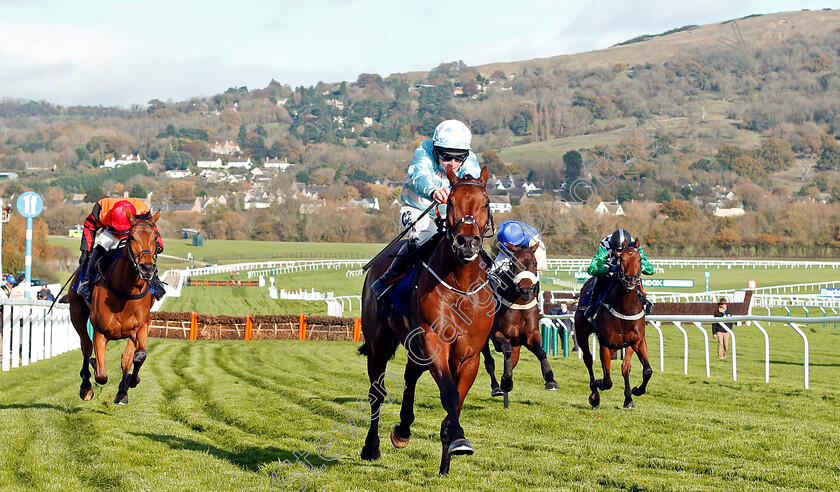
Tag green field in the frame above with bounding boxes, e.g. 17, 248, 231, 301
0, 324, 838, 491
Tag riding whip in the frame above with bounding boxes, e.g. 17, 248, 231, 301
363, 201, 437, 272
48, 265, 80, 314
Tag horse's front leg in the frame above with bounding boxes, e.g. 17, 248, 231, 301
525, 339, 559, 391
621, 346, 635, 408
631, 338, 653, 397
92, 330, 109, 385
481, 340, 502, 397
596, 344, 614, 392
437, 352, 480, 476
498, 338, 514, 394
115, 338, 137, 405
128, 324, 149, 388
428, 355, 469, 475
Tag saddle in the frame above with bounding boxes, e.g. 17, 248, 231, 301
382, 233, 442, 319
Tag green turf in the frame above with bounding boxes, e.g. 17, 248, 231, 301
0, 324, 837, 491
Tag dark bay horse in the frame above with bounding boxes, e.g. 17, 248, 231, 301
482, 244, 558, 408
68, 211, 161, 405
575, 238, 653, 408
359, 166, 495, 476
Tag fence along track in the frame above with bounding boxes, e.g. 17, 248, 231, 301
1, 299, 79, 371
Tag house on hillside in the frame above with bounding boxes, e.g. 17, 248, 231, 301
165, 170, 193, 179
102, 154, 147, 168
264, 159, 295, 171
348, 198, 380, 211
489, 195, 512, 214
225, 158, 253, 169
595, 201, 625, 216
714, 207, 745, 218
197, 158, 223, 169
209, 141, 241, 155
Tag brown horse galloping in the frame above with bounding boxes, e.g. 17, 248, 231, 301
575, 239, 653, 408
69, 211, 161, 405
359, 166, 494, 476
482, 244, 559, 408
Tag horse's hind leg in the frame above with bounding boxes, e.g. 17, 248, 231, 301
92, 330, 109, 385
621, 346, 635, 408
390, 360, 424, 449
631, 338, 653, 397
70, 305, 94, 401
128, 325, 149, 388
525, 340, 559, 391
578, 330, 600, 407
596, 344, 614, 393
481, 340, 502, 397
360, 330, 397, 462
115, 338, 136, 405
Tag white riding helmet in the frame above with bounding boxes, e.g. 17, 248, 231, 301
432, 120, 472, 151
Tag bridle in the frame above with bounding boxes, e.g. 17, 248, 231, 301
124, 221, 160, 281
616, 247, 641, 291
444, 181, 495, 252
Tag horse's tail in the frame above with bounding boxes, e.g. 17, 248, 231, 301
357, 337, 400, 359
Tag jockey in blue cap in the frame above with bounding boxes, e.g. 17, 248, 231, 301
490, 220, 547, 274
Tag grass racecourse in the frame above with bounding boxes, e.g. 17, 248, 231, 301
0, 328, 838, 491
28, 238, 840, 489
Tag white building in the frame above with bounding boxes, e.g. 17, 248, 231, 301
594, 201, 625, 216
264, 160, 296, 171
197, 158, 223, 169
165, 170, 192, 179
489, 195, 512, 214
102, 154, 147, 168
225, 158, 253, 169
209, 141, 241, 155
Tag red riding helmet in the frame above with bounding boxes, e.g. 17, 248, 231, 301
107, 200, 137, 233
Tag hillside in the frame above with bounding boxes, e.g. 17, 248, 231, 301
474, 10, 840, 77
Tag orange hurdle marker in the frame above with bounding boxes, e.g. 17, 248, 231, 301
245, 315, 253, 340
298, 314, 307, 341
353, 317, 362, 342
189, 312, 198, 340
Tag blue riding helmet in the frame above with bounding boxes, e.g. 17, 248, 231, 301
497, 221, 540, 249
6, 275, 16, 285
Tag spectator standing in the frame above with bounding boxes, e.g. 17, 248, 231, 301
713, 298, 734, 360
37, 284, 55, 301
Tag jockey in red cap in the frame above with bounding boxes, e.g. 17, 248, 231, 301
77, 198, 166, 301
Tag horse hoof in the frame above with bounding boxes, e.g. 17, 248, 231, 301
624, 400, 636, 409
589, 393, 600, 407
501, 378, 513, 393
491, 387, 504, 397
80, 382, 94, 401
390, 424, 410, 449
360, 445, 380, 461
128, 376, 141, 388
95, 376, 108, 385
114, 394, 128, 405
631, 386, 644, 397
449, 438, 474, 455
545, 382, 560, 391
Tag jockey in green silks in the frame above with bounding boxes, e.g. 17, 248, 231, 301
580, 229, 655, 323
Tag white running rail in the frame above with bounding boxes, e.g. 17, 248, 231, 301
1, 299, 79, 371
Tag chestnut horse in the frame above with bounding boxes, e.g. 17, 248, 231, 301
574, 238, 653, 408
68, 211, 161, 405
482, 244, 559, 409
359, 166, 495, 476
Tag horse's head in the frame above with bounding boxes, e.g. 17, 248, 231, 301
616, 238, 642, 291
445, 165, 492, 263
126, 211, 161, 281
506, 242, 539, 301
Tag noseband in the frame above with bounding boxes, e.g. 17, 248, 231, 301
126, 221, 159, 281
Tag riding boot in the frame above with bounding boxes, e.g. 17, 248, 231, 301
638, 284, 654, 314
77, 246, 105, 300
371, 241, 417, 300
151, 274, 167, 301
583, 275, 608, 323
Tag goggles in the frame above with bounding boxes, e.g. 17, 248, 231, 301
436, 147, 469, 163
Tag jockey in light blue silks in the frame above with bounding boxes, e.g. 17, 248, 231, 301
371, 120, 482, 300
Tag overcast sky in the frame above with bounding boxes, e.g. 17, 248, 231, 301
0, 1, 833, 107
